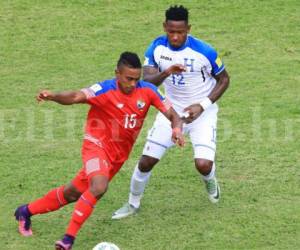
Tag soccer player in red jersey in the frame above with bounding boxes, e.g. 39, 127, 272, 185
14, 52, 184, 250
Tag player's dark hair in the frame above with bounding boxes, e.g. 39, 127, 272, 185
117, 52, 141, 69
165, 5, 189, 22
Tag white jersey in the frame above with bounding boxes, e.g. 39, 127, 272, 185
144, 35, 225, 115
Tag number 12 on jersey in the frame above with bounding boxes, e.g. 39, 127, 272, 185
172, 73, 185, 85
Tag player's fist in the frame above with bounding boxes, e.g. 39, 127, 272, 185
36, 90, 53, 103
171, 127, 185, 147
182, 104, 203, 123
165, 64, 187, 75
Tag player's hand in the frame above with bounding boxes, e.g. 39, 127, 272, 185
171, 127, 185, 147
165, 64, 187, 75
36, 90, 54, 103
181, 104, 203, 124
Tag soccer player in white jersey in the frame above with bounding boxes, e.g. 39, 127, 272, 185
112, 5, 230, 219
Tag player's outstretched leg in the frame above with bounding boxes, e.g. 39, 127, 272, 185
14, 204, 33, 236
112, 156, 158, 220
55, 175, 108, 249
15, 184, 81, 237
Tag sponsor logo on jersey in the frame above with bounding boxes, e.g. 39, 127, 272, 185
137, 100, 146, 109
215, 57, 223, 68
90, 83, 102, 93
160, 55, 172, 61
116, 103, 124, 109
144, 58, 150, 65
157, 88, 165, 98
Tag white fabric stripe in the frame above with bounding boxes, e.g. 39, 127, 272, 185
84, 134, 103, 147
56, 187, 64, 207
194, 144, 216, 152
81, 88, 95, 99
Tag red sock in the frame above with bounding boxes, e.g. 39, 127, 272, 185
66, 190, 98, 237
28, 186, 68, 215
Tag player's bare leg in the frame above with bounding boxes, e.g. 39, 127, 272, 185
55, 175, 108, 250
195, 158, 220, 203
15, 183, 82, 237
112, 155, 158, 219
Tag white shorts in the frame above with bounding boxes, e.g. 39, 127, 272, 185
142, 103, 218, 161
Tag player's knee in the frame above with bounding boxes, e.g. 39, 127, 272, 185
195, 159, 213, 175
89, 176, 109, 199
138, 155, 159, 172
63, 184, 82, 203
90, 183, 108, 199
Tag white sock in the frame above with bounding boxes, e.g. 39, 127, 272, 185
129, 164, 151, 208
202, 162, 216, 181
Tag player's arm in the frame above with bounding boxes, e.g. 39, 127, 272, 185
36, 90, 87, 105
162, 107, 185, 147
208, 69, 230, 102
183, 69, 230, 123
148, 84, 185, 146
143, 64, 186, 86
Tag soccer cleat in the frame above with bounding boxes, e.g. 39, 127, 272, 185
111, 202, 138, 220
14, 204, 33, 236
55, 240, 73, 250
204, 177, 220, 203
55, 235, 74, 250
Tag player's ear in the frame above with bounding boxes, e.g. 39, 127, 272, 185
115, 68, 120, 76
187, 24, 191, 32
163, 22, 167, 32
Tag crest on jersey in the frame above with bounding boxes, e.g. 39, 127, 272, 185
137, 99, 146, 109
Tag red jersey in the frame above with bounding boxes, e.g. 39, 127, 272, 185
81, 79, 170, 164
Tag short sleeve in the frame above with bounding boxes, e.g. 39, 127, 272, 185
205, 47, 225, 76
146, 84, 170, 113
81, 80, 116, 107
144, 41, 158, 67
81, 82, 105, 99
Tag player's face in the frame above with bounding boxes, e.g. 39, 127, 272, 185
164, 20, 190, 48
116, 66, 141, 94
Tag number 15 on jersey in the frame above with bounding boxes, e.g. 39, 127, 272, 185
124, 114, 137, 128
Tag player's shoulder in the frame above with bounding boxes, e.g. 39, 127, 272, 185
90, 79, 117, 95
137, 80, 158, 91
137, 80, 164, 100
149, 35, 168, 48
187, 35, 217, 57
137, 80, 162, 97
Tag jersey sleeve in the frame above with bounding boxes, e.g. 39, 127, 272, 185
205, 46, 225, 76
144, 41, 158, 67
81, 82, 107, 106
146, 84, 171, 113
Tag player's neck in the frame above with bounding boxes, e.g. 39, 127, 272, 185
116, 80, 136, 95
168, 37, 188, 51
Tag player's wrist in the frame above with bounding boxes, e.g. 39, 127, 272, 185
199, 97, 212, 110
172, 127, 182, 134
163, 69, 172, 77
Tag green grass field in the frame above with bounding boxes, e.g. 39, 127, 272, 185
1, 0, 299, 249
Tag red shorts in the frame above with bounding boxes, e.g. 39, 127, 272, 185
71, 140, 123, 193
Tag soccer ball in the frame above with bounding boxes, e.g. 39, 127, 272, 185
93, 242, 120, 250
